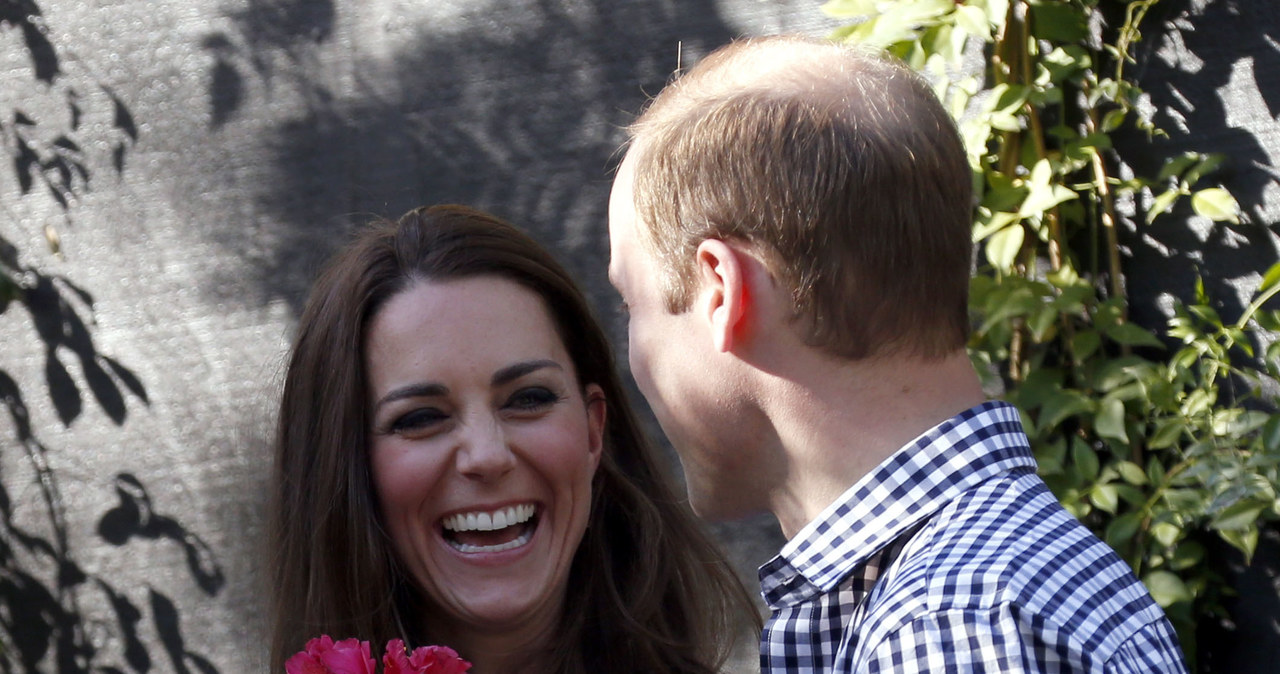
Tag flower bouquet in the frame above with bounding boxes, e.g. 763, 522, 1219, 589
286, 636, 471, 674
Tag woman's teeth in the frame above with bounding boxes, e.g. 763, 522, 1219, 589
441, 504, 537, 553
451, 529, 533, 554
442, 504, 536, 532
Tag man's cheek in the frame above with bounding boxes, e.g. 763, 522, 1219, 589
627, 332, 657, 396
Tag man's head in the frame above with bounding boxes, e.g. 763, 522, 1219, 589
619, 35, 972, 360
608, 36, 974, 518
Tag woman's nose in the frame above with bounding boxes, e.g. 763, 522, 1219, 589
455, 417, 517, 481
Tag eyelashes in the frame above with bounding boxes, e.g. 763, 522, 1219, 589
381, 386, 566, 437
387, 407, 448, 434
505, 386, 564, 411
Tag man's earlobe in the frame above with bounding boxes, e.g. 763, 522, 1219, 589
695, 239, 747, 353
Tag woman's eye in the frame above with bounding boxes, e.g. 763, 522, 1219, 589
388, 408, 447, 434
505, 387, 561, 412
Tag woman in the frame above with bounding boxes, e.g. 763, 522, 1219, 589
268, 205, 759, 672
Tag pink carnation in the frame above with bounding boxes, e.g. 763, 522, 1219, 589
383, 639, 472, 674
285, 636, 376, 674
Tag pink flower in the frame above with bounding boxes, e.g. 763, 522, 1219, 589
382, 639, 472, 674
285, 636, 376, 674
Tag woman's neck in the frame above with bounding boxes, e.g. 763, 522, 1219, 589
430, 614, 558, 673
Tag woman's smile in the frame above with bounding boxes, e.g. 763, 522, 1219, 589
439, 502, 539, 554
365, 276, 605, 639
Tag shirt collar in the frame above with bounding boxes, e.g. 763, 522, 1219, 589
759, 400, 1036, 608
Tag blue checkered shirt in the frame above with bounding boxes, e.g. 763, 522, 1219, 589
758, 401, 1187, 673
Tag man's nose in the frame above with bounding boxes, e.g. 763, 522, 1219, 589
455, 416, 517, 481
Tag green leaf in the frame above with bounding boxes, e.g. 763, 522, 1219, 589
1192, 187, 1241, 224
1070, 329, 1101, 361
1219, 527, 1260, 563
953, 4, 990, 40
1183, 153, 1226, 186
1104, 322, 1165, 349
1148, 418, 1185, 450
1028, 0, 1088, 43
985, 224, 1025, 272
1158, 152, 1202, 182
1090, 355, 1148, 391
984, 83, 1029, 131
1170, 542, 1205, 571
977, 284, 1043, 332
1143, 571, 1193, 608
1101, 109, 1126, 132
1105, 512, 1143, 548
1028, 304, 1059, 343
1116, 461, 1148, 486
1095, 398, 1129, 443
1211, 500, 1268, 531
1114, 485, 1145, 508
1040, 45, 1090, 82
1146, 188, 1181, 224
981, 175, 1027, 212
1150, 521, 1182, 548
1091, 484, 1120, 514
862, 0, 954, 47
972, 210, 1021, 242
1262, 415, 1280, 453
984, 0, 1009, 26
1011, 367, 1064, 410
1258, 262, 1280, 294
1034, 436, 1069, 475
1224, 410, 1269, 436
1038, 389, 1095, 432
1147, 459, 1167, 488
1020, 183, 1078, 218
1072, 438, 1100, 482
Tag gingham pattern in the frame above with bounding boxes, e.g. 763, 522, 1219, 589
758, 401, 1187, 673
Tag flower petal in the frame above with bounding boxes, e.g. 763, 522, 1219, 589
382, 639, 413, 674
318, 638, 376, 674
409, 645, 471, 673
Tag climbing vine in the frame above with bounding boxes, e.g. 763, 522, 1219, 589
823, 0, 1278, 666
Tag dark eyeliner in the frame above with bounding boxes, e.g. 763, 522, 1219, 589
388, 407, 447, 433
506, 386, 562, 411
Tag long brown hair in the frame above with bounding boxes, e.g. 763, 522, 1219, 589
268, 205, 759, 672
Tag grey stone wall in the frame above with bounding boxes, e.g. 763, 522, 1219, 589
0, 0, 1275, 672
0, 2, 830, 671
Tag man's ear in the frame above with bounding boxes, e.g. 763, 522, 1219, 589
695, 239, 749, 353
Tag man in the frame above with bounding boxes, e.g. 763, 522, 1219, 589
607, 35, 1187, 673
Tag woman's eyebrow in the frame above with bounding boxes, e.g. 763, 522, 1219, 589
373, 382, 447, 412
492, 359, 562, 386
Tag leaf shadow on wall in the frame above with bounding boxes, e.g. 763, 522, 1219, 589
1116, 1, 1280, 671
0, 2, 224, 672
201, 0, 738, 319
1118, 0, 1280, 323
197, 0, 790, 642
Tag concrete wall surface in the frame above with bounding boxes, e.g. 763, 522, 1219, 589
0, 0, 1275, 672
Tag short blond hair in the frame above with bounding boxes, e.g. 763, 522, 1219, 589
627, 36, 972, 359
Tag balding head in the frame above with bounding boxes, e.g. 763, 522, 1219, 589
623, 35, 973, 360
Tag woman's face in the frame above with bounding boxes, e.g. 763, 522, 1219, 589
365, 276, 605, 640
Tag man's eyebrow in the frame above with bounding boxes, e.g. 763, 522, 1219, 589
373, 382, 448, 412
493, 359, 562, 386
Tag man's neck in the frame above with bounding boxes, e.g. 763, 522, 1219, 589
759, 349, 986, 539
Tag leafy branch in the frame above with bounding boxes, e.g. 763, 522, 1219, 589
823, 0, 1276, 665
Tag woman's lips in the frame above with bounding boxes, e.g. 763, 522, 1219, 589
440, 503, 539, 553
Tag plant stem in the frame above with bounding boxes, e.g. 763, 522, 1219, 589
1236, 282, 1280, 330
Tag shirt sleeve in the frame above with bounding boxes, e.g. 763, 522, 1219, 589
1102, 619, 1189, 674
855, 604, 1188, 674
